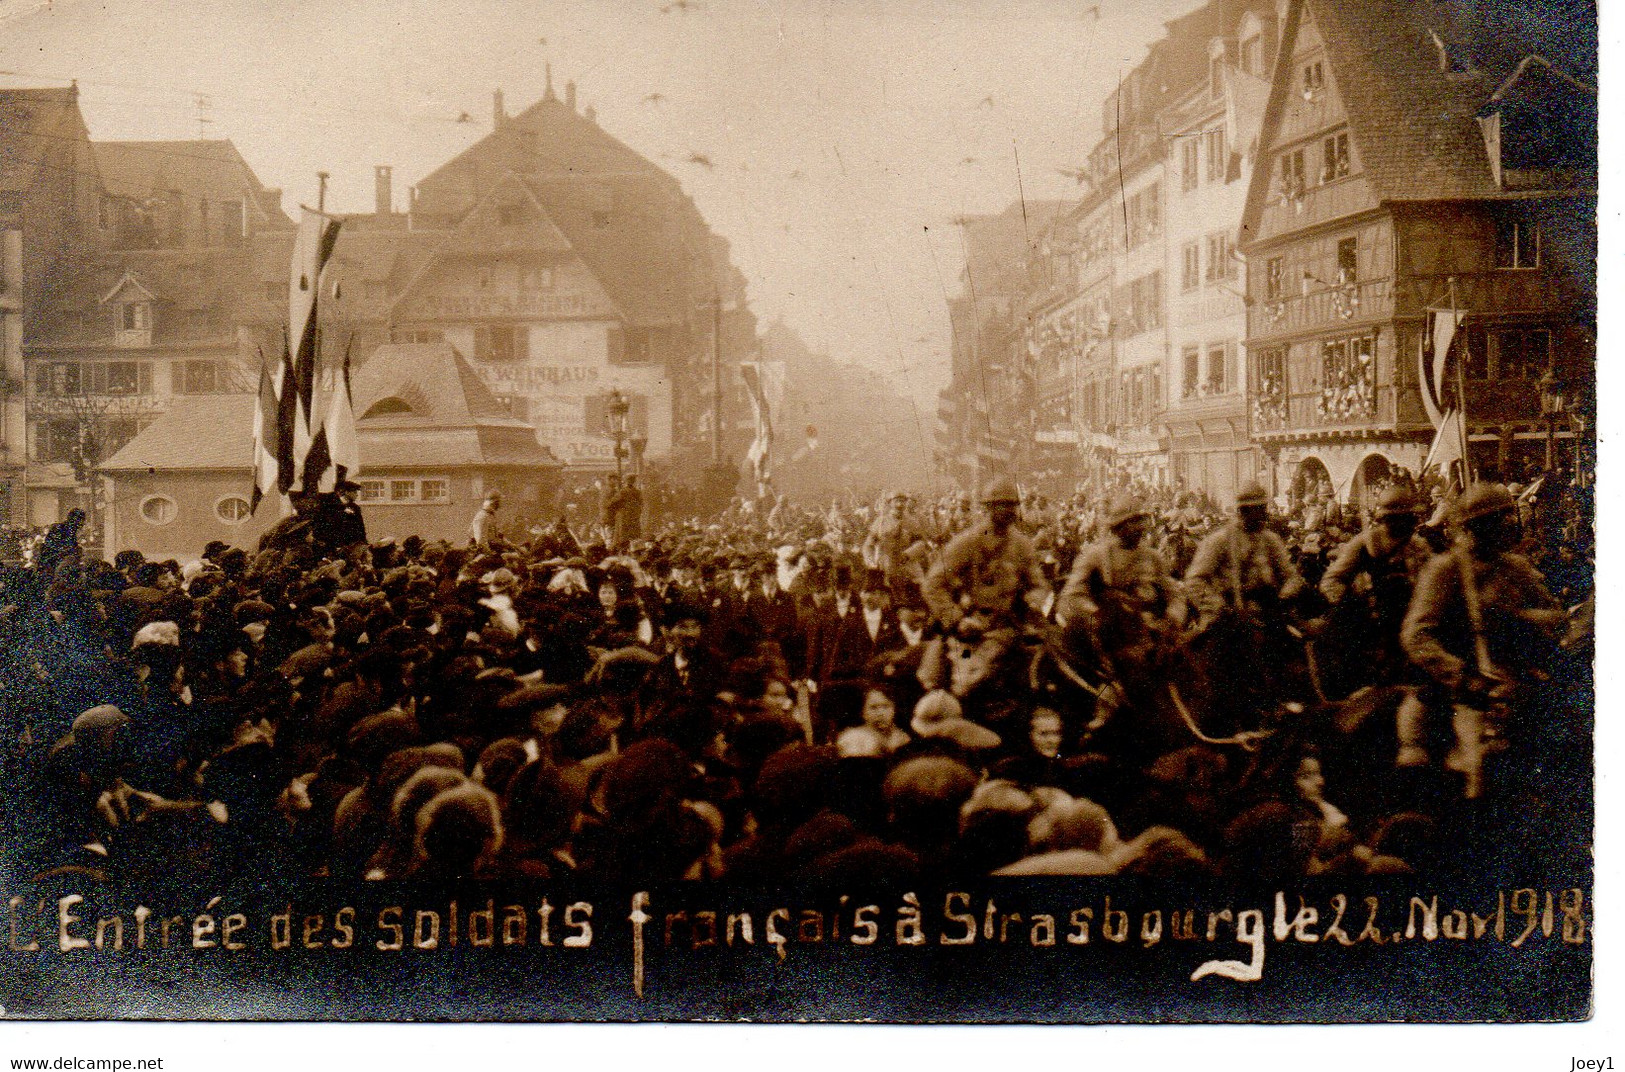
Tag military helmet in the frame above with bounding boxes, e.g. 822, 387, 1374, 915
1235, 482, 1269, 508
1454, 482, 1516, 524
980, 476, 1021, 505
1106, 495, 1149, 530
1373, 485, 1420, 519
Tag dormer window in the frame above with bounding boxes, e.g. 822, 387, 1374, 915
117, 302, 152, 347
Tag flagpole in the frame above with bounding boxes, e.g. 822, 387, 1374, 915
1449, 276, 1473, 485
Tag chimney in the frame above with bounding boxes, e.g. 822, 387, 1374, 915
584, 104, 597, 124
374, 165, 393, 215
543, 63, 557, 101
493, 88, 506, 128
566, 81, 577, 111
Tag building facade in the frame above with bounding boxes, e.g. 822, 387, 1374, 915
1239, 0, 1595, 514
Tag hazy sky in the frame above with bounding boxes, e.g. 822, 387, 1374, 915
0, 0, 1198, 404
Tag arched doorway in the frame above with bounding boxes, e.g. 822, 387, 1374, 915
1289, 456, 1332, 514
1350, 452, 1397, 519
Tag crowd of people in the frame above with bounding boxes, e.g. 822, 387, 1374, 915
0, 463, 1591, 889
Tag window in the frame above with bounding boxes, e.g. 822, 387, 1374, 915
38, 419, 79, 463
1254, 348, 1288, 429
1279, 149, 1307, 198
357, 477, 451, 504
1265, 257, 1284, 300
1302, 60, 1325, 99
1124, 272, 1162, 334
1182, 346, 1200, 398
1205, 128, 1227, 183
1241, 35, 1263, 77
1493, 327, 1550, 380
1494, 217, 1541, 269
1124, 186, 1160, 248
474, 325, 528, 363
1321, 132, 1350, 182
1181, 139, 1200, 192
1181, 243, 1201, 291
1461, 326, 1490, 380
106, 361, 140, 395
1319, 333, 1377, 421
121, 303, 149, 332
1206, 234, 1235, 282
1209, 55, 1225, 99
1337, 237, 1358, 282
179, 360, 221, 395
139, 495, 177, 526
215, 496, 251, 524
103, 418, 140, 457
1207, 343, 1229, 394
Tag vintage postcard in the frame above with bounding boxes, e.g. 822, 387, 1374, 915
0, 0, 1595, 1024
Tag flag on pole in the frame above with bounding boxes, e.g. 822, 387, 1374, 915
283, 207, 343, 493
1417, 326, 1444, 429
1423, 408, 1465, 484
321, 335, 360, 490
249, 349, 281, 515
1430, 306, 1463, 405
740, 361, 774, 485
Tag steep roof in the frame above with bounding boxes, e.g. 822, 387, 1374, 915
351, 342, 517, 425
1242, 0, 1596, 244
103, 343, 559, 473
93, 140, 293, 227
102, 394, 257, 471
408, 91, 720, 325
0, 86, 90, 196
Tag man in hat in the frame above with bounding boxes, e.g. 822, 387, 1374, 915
1400, 482, 1564, 785
1183, 482, 1306, 726
1057, 495, 1181, 628
1184, 482, 1303, 623
863, 491, 932, 588
310, 481, 368, 554
470, 491, 503, 548
1318, 485, 1432, 695
919, 477, 1050, 695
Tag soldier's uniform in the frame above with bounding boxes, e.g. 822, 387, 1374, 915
1182, 483, 1305, 726
1318, 486, 1431, 691
1400, 483, 1564, 787
1184, 485, 1303, 621
1056, 496, 1180, 626
919, 477, 1050, 696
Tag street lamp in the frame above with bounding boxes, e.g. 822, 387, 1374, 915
629, 431, 648, 478
1537, 370, 1566, 473
607, 388, 630, 480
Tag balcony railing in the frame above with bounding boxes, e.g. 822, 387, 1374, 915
1253, 277, 1391, 337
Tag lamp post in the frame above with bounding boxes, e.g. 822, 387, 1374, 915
607, 388, 630, 480
629, 431, 647, 478
1537, 370, 1566, 474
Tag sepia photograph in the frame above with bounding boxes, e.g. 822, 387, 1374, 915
0, 0, 1599, 1034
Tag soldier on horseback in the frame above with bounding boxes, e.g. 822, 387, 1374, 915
919, 477, 1051, 698
1316, 485, 1432, 702
1182, 483, 1306, 729
1057, 494, 1184, 630
1400, 482, 1565, 797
